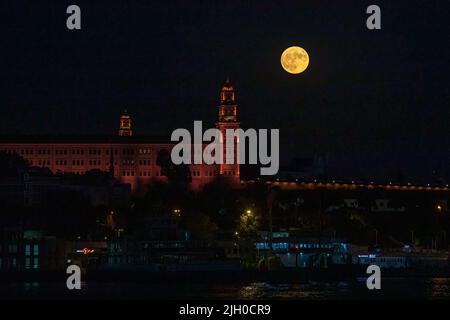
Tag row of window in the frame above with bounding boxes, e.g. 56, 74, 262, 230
2, 244, 18, 253
2, 148, 155, 156
123, 171, 162, 177
29, 160, 221, 178
120, 159, 153, 165
0, 257, 17, 269
139, 160, 151, 165
0, 244, 39, 254
25, 244, 39, 256
192, 170, 217, 177
89, 160, 101, 166
31, 160, 156, 168
0, 257, 39, 270
255, 243, 335, 250
122, 149, 135, 155
16, 149, 51, 155
31, 160, 219, 177
35, 160, 51, 166
25, 257, 39, 269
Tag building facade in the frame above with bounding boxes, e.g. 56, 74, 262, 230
0, 81, 241, 192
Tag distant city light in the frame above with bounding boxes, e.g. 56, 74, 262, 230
76, 248, 94, 255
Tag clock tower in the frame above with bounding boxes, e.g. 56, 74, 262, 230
216, 78, 240, 182
118, 109, 133, 136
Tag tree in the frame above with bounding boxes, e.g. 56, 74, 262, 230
182, 212, 218, 240
0, 151, 28, 178
156, 149, 191, 191
238, 209, 259, 239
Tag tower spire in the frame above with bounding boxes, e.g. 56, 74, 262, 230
118, 109, 132, 136
220, 78, 236, 106
216, 79, 240, 181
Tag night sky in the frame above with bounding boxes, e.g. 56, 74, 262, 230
1, 0, 449, 182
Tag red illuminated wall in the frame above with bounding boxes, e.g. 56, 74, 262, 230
0, 142, 227, 192
0, 80, 242, 192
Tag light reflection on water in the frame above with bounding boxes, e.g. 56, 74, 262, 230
426, 278, 450, 299
1, 278, 450, 299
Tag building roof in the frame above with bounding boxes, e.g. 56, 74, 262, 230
0, 135, 172, 144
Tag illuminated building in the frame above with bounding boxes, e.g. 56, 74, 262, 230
117, 109, 132, 136
216, 78, 240, 180
0, 81, 241, 192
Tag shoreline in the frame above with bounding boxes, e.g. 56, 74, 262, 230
2, 267, 450, 284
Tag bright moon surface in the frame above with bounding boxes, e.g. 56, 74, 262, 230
281, 46, 309, 74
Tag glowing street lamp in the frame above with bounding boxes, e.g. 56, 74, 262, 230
173, 209, 182, 217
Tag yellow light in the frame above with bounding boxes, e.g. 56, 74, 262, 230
281, 46, 309, 74
246, 210, 252, 214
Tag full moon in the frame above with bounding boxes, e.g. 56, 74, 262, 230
280, 46, 309, 74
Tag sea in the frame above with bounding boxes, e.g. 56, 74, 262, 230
1, 278, 450, 300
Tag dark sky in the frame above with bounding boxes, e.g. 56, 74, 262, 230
1, 0, 450, 182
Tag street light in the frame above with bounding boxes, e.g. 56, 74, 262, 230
173, 209, 181, 217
